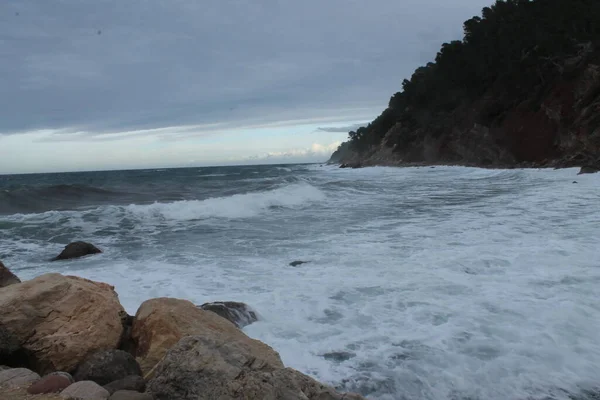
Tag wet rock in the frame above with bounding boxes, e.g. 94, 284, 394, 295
0, 368, 40, 389
132, 298, 282, 377
321, 351, 356, 363
52, 241, 102, 261
289, 260, 309, 267
74, 350, 142, 386
103, 375, 146, 395
199, 301, 258, 328
148, 336, 365, 400
0, 273, 124, 374
0, 261, 20, 288
578, 165, 599, 174
27, 374, 72, 394
109, 390, 153, 400
60, 380, 109, 399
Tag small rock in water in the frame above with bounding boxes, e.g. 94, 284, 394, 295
52, 241, 102, 261
103, 375, 146, 395
0, 367, 41, 389
60, 380, 110, 399
321, 351, 356, 362
578, 165, 599, 175
289, 260, 309, 267
199, 301, 258, 328
573, 181, 578, 183
0, 260, 21, 288
27, 374, 72, 394
74, 349, 142, 386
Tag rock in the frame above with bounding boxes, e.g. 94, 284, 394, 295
147, 336, 365, 400
0, 261, 20, 288
48, 372, 74, 384
0, 323, 27, 367
60, 380, 109, 399
321, 351, 356, 363
289, 260, 309, 267
109, 390, 153, 400
131, 298, 282, 376
578, 165, 599, 174
74, 350, 142, 386
199, 302, 258, 328
0, 365, 10, 371
103, 376, 145, 395
0, 273, 124, 374
27, 374, 72, 394
0, 368, 40, 389
118, 312, 135, 354
52, 241, 102, 261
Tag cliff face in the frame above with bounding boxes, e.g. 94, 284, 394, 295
331, 0, 600, 171
332, 46, 600, 170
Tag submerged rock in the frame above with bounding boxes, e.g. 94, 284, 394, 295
199, 302, 258, 328
0, 273, 124, 374
131, 298, 281, 376
0, 261, 20, 288
289, 260, 309, 267
52, 241, 102, 261
321, 351, 356, 363
74, 349, 142, 386
147, 335, 365, 400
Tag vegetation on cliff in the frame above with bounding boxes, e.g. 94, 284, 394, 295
336, 0, 600, 168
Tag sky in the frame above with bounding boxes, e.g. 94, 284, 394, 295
0, 0, 491, 173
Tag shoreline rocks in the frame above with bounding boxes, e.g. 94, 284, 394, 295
0, 261, 20, 288
0, 273, 364, 400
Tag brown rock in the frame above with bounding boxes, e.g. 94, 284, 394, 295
60, 380, 109, 399
109, 390, 153, 400
147, 336, 365, 400
27, 374, 72, 394
0, 368, 40, 389
131, 298, 283, 377
52, 241, 102, 261
48, 372, 74, 384
0, 261, 20, 288
0, 273, 124, 374
103, 375, 145, 395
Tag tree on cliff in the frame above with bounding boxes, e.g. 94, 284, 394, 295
346, 0, 600, 156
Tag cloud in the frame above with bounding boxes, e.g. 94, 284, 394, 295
0, 0, 491, 138
317, 123, 366, 133
248, 142, 342, 162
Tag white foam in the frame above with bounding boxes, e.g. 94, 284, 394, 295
3, 166, 600, 400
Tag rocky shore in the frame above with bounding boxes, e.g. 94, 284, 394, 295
0, 248, 364, 400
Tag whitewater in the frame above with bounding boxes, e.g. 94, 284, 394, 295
1, 164, 599, 400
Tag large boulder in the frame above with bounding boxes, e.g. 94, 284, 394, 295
60, 380, 109, 399
147, 336, 365, 400
0, 273, 124, 374
131, 298, 283, 376
52, 241, 102, 261
199, 301, 258, 328
0, 367, 40, 389
103, 375, 146, 395
0, 261, 20, 288
74, 350, 142, 386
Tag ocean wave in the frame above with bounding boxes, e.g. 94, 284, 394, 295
124, 182, 325, 220
0, 184, 123, 214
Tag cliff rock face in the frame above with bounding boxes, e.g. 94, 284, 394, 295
331, 0, 600, 170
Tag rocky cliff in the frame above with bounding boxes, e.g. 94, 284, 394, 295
330, 0, 600, 172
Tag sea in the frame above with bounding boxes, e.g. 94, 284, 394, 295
1, 164, 599, 400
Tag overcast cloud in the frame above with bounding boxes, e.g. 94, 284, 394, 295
0, 0, 490, 172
